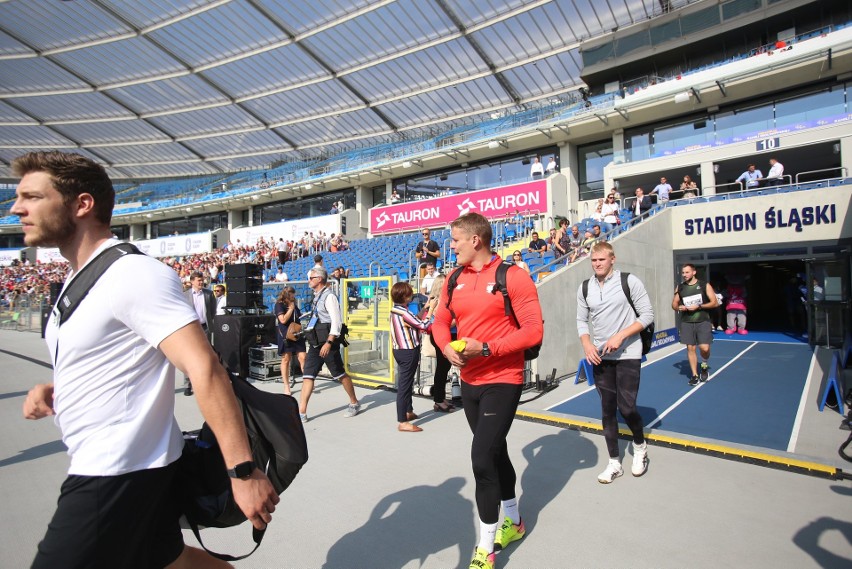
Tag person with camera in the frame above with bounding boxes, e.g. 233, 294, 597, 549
299, 267, 360, 423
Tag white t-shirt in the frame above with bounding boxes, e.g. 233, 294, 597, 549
421, 274, 436, 294
45, 240, 196, 476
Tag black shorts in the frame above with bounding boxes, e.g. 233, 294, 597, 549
303, 344, 346, 380
32, 462, 184, 569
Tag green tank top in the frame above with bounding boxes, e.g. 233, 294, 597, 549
678, 281, 710, 323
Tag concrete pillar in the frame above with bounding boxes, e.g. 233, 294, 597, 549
129, 223, 146, 241
354, 185, 370, 233
558, 142, 580, 226
227, 210, 241, 230
840, 136, 852, 178
700, 161, 717, 196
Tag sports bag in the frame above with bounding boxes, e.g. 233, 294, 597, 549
178, 373, 309, 560
582, 272, 655, 355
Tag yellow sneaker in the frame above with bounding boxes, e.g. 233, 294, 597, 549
469, 547, 495, 569
494, 516, 525, 552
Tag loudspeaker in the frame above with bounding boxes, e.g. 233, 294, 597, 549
213, 314, 276, 378
225, 291, 263, 308
224, 278, 262, 293
226, 263, 262, 278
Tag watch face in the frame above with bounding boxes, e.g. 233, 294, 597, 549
232, 461, 254, 478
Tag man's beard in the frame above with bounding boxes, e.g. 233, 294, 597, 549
26, 210, 76, 248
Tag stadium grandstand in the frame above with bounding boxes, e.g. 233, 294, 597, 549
1, 1, 852, 567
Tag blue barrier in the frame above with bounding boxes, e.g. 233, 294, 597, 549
819, 351, 846, 414
575, 358, 594, 386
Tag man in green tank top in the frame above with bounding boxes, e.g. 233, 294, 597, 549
671, 264, 719, 386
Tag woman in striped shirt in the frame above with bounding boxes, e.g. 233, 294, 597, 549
390, 281, 432, 432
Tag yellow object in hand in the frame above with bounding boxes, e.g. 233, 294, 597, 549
450, 340, 467, 353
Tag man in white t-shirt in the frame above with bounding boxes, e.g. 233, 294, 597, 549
274, 266, 289, 282
12, 151, 277, 569
420, 264, 438, 296
530, 157, 544, 177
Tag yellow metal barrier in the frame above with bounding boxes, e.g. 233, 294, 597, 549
342, 276, 395, 387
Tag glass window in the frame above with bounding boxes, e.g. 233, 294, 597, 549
653, 119, 713, 156
502, 156, 532, 184
374, 186, 388, 206
467, 161, 501, 190
251, 190, 354, 226
775, 88, 847, 130
715, 104, 773, 143
626, 130, 651, 162
578, 141, 613, 201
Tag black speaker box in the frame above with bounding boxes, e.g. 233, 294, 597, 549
226, 263, 262, 278
225, 291, 263, 308
213, 314, 276, 377
224, 278, 262, 293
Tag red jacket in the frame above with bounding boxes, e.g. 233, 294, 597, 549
432, 255, 543, 385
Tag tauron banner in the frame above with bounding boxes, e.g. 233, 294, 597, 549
370, 180, 547, 234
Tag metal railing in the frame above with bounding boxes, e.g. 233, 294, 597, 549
796, 167, 848, 184
1, 293, 49, 333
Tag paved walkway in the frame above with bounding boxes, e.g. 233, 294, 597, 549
1, 329, 850, 568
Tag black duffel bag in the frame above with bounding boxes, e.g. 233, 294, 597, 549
177, 374, 308, 561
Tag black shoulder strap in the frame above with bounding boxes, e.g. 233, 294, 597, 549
620, 272, 640, 318
492, 261, 514, 318
582, 279, 589, 303
56, 242, 144, 327
444, 266, 465, 317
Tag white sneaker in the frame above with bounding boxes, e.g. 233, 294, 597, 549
597, 460, 623, 484
632, 442, 648, 477
343, 403, 360, 418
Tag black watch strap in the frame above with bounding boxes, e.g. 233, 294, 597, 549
227, 460, 255, 479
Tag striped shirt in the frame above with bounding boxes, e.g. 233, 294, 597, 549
390, 304, 430, 350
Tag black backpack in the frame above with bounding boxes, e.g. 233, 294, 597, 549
582, 272, 655, 355
53, 242, 308, 561
445, 260, 541, 360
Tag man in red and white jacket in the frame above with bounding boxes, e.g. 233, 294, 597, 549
432, 212, 543, 569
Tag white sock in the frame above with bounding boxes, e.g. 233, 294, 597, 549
478, 520, 498, 552
609, 458, 621, 467
502, 498, 520, 525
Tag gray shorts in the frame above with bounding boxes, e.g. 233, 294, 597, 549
680, 320, 713, 346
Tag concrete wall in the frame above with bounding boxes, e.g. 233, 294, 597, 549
534, 208, 676, 380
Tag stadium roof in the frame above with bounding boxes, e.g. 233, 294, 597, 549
0, 0, 689, 180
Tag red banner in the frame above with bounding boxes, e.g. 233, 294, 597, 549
370, 180, 547, 234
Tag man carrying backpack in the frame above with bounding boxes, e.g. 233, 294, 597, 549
432, 212, 543, 569
577, 242, 654, 484
13, 151, 277, 569
671, 263, 719, 386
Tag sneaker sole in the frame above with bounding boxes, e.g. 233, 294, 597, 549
494, 532, 525, 552
597, 473, 623, 484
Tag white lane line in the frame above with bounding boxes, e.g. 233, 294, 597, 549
548, 346, 688, 409
645, 342, 758, 430
787, 347, 818, 453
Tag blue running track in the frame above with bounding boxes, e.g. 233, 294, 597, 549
548, 341, 814, 451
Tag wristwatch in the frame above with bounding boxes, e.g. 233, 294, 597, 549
227, 460, 255, 479
481, 342, 491, 357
